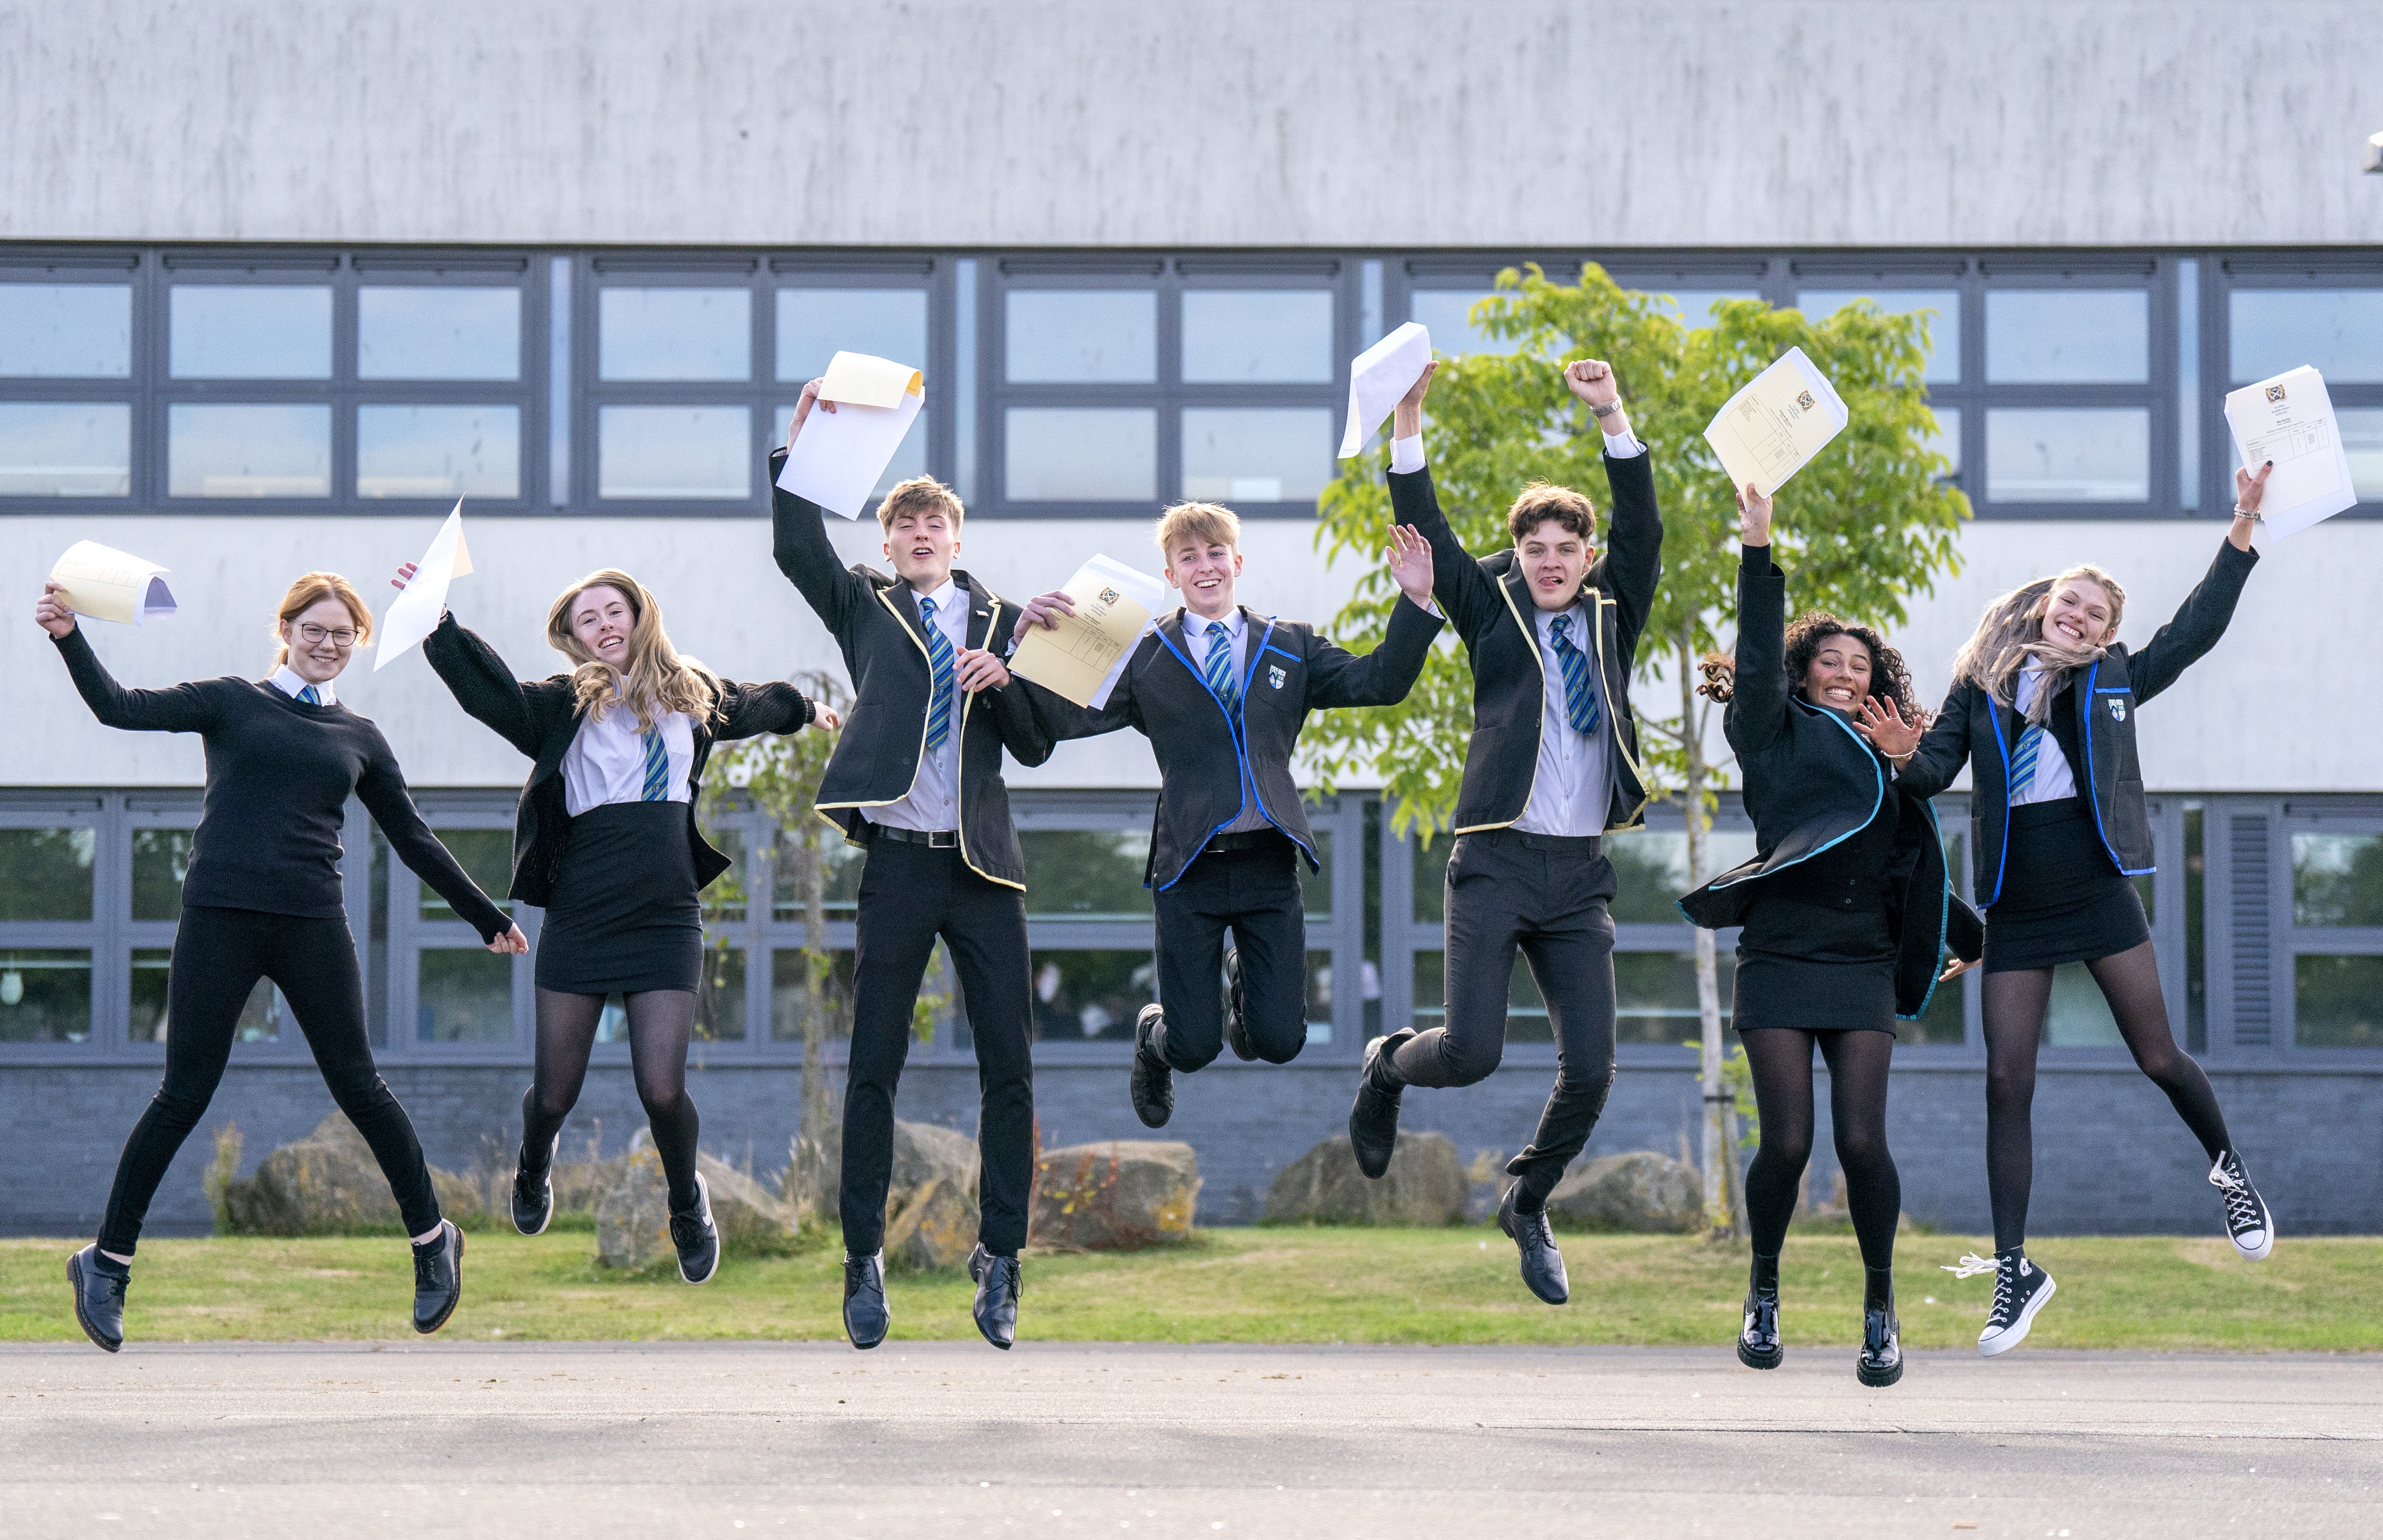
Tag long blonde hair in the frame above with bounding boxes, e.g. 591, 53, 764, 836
544, 569, 719, 730
1949, 564, 2129, 724
271, 572, 373, 667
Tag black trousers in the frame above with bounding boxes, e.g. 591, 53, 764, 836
1389, 827, 1620, 1207
841, 839, 1036, 1258
1150, 835, 1309, 1071
100, 904, 440, 1254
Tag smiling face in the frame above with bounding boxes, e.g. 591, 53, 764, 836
278, 597, 363, 684
884, 506, 958, 593
569, 584, 637, 668
1165, 536, 1242, 621
2041, 577, 2119, 650
1517, 519, 1594, 613
1801, 629, 1876, 714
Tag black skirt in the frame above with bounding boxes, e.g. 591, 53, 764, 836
1982, 797, 2149, 973
535, 801, 703, 995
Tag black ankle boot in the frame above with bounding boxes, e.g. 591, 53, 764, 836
69, 1246, 130, 1353
1737, 1250, 1782, 1369
1857, 1265, 1902, 1387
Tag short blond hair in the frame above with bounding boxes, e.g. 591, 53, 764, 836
1154, 501, 1240, 561
875, 475, 965, 534
271, 572, 373, 665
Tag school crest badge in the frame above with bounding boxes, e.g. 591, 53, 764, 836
1268, 665, 1287, 690
2107, 698, 2127, 723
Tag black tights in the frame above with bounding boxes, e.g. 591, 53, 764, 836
1982, 939, 2232, 1253
1741, 1028, 1901, 1271
523, 988, 701, 1211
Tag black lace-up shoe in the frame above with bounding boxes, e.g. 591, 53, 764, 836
670, 1172, 720, 1285
1858, 1301, 1904, 1387
1130, 1004, 1174, 1129
1497, 1181, 1570, 1305
1223, 948, 1254, 1062
68, 1246, 128, 1353
2209, 1151, 2275, 1261
1957, 1249, 2055, 1356
967, 1243, 1023, 1350
1349, 1029, 1415, 1180
1737, 1251, 1782, 1370
512, 1134, 558, 1237
843, 1250, 889, 1349
411, 1220, 464, 1335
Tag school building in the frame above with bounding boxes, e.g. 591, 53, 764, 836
3, 1, 2380, 1237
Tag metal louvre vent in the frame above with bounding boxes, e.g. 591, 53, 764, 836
2229, 814, 2271, 1046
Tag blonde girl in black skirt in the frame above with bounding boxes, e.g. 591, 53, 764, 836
1899, 462, 2276, 1356
395, 564, 834, 1283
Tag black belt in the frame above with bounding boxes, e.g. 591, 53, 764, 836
1203, 828, 1288, 855
872, 826, 959, 849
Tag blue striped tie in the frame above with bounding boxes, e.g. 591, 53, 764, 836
640, 723, 671, 801
2010, 722, 2044, 799
1548, 614, 1600, 736
921, 596, 956, 752
1203, 620, 1238, 711
297, 683, 322, 706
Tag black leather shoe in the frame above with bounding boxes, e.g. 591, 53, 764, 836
1497, 1182, 1570, 1305
1349, 1029, 1414, 1180
68, 1245, 127, 1353
843, 1250, 889, 1349
1130, 1004, 1174, 1129
1738, 1251, 1783, 1370
1223, 949, 1254, 1062
511, 1134, 558, 1237
411, 1220, 464, 1335
1858, 1269, 1903, 1387
967, 1243, 1023, 1350
670, 1172, 720, 1286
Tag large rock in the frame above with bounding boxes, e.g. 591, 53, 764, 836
595, 1133, 798, 1270
222, 1113, 480, 1235
1542, 1151, 1703, 1234
780, 1117, 976, 1229
882, 1175, 979, 1272
1032, 1141, 1200, 1250
1263, 1131, 1466, 1227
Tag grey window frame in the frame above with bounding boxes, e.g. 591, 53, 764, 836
2263, 799, 2383, 1063
2206, 254, 2383, 519
0, 250, 143, 509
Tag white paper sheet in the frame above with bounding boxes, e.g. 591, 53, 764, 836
777, 351, 927, 519
1009, 554, 1169, 710
1701, 346, 1850, 498
374, 501, 475, 672
49, 540, 176, 626
1339, 322, 1433, 458
2222, 366, 2358, 540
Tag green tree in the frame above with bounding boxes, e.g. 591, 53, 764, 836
1307, 262, 1968, 1233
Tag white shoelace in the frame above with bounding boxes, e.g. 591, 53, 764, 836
1940, 1252, 1998, 1280
1943, 1252, 2022, 1325
2209, 1156, 2263, 1232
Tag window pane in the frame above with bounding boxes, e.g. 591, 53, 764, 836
696, 944, 745, 1042
2292, 956, 2383, 1048
1030, 950, 1154, 1042
1303, 828, 1333, 919
129, 948, 172, 1042
420, 830, 515, 919
1409, 291, 1506, 355
1616, 950, 1738, 1046
1985, 408, 2149, 502
2342, 410, 2383, 503
1985, 290, 2148, 383
1908, 971, 1966, 1046
771, 833, 862, 923
1605, 829, 1761, 924
1005, 291, 1156, 383
0, 284, 131, 377
169, 285, 332, 379
701, 827, 746, 926
357, 287, 521, 380
0, 402, 129, 496
1652, 289, 1761, 330
1180, 291, 1334, 383
1020, 829, 1154, 919
598, 288, 751, 382
2229, 290, 2383, 384
776, 288, 928, 382
0, 827, 96, 920
1181, 408, 1333, 503
168, 403, 331, 498
774, 401, 926, 499
2292, 833, 2383, 927
771, 947, 856, 1041
2040, 961, 2123, 1047
1797, 289, 1961, 383
1305, 950, 1333, 1044
0, 950, 92, 1042
416, 949, 513, 1042
597, 405, 750, 499
1928, 406, 1962, 478
131, 828, 195, 922
1005, 408, 1155, 501
357, 406, 521, 499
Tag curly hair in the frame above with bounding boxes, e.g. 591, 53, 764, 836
1697, 611, 1926, 725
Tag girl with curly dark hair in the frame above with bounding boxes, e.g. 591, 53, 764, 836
1682, 483, 1982, 1389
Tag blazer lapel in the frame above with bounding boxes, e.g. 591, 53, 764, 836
957, 571, 997, 653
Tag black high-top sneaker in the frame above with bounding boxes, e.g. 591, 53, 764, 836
1349, 1029, 1415, 1180
68, 1245, 129, 1353
1129, 1004, 1174, 1129
1856, 1266, 1903, 1387
1496, 1180, 1570, 1305
669, 1172, 720, 1285
843, 1250, 889, 1349
410, 1220, 465, 1335
511, 1134, 559, 1237
1223, 948, 1255, 1062
967, 1243, 1023, 1350
1954, 1248, 2056, 1356
1737, 1250, 1783, 1369
2208, 1151, 2275, 1261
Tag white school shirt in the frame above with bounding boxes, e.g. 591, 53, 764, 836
267, 665, 335, 705
868, 576, 966, 834
562, 691, 696, 816
2008, 666, 2079, 806
1392, 428, 1646, 838
1180, 605, 1270, 835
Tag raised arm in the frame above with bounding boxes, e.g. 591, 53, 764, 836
1563, 359, 1662, 662
769, 379, 874, 634
1385, 361, 1504, 636
420, 612, 547, 759
1722, 487, 1790, 759
1303, 575, 1447, 710
354, 739, 516, 946
42, 600, 221, 735
710, 677, 818, 742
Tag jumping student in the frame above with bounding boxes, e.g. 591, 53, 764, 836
774, 380, 1055, 1352
1345, 356, 1662, 1306
40, 573, 527, 1352
391, 564, 833, 1286
1681, 483, 1983, 1388
1901, 462, 2278, 1356
1011, 501, 1442, 1125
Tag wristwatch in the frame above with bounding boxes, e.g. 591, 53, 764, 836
1589, 399, 1623, 420
2232, 505, 2264, 521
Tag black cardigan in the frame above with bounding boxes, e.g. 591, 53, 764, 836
1899, 538, 2258, 905
1034, 599, 1444, 891
768, 446, 1057, 890
421, 613, 815, 908
1679, 550, 1982, 1018
1389, 450, 1663, 834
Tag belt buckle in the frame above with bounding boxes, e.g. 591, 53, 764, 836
929, 829, 958, 849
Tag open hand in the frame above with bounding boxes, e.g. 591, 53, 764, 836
1939, 956, 1979, 983
487, 923, 530, 956
1855, 695, 1922, 758
786, 378, 838, 449
1011, 589, 1077, 647
1391, 359, 1439, 441
1736, 483, 1773, 546
952, 646, 1010, 693
35, 580, 77, 638
1387, 525, 1436, 606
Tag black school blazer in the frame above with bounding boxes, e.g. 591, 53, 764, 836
1898, 538, 2257, 906
422, 613, 814, 909
769, 446, 1056, 890
1035, 599, 1444, 891
1390, 449, 1662, 834
1678, 550, 1982, 1019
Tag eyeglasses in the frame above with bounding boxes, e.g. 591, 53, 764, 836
296, 623, 360, 649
